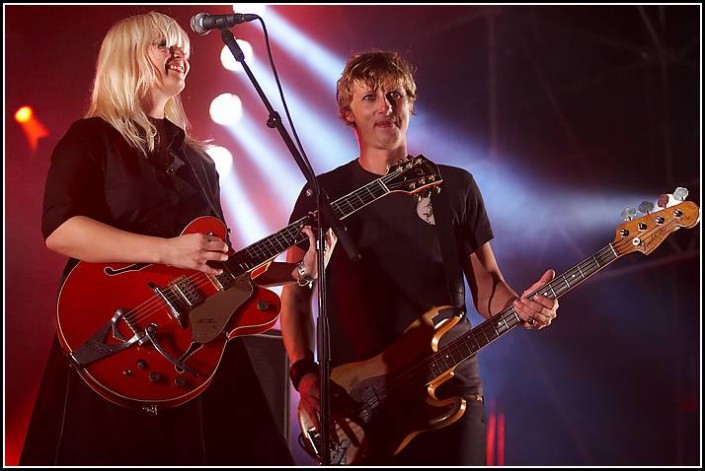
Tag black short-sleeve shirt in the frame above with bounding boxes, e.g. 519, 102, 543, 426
290, 159, 493, 396
42, 117, 224, 275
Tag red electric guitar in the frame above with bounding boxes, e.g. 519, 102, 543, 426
56, 156, 442, 413
298, 188, 700, 465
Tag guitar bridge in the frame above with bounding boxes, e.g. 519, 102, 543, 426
70, 309, 143, 367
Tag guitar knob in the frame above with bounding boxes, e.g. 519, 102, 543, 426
136, 359, 148, 370
174, 376, 187, 388
257, 300, 269, 311
149, 371, 162, 383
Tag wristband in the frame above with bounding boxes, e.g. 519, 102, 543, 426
296, 261, 316, 288
289, 356, 319, 391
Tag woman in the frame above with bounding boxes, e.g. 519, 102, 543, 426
20, 11, 328, 465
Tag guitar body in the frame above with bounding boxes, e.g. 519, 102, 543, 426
53, 158, 445, 412
299, 195, 701, 465
56, 216, 281, 410
307, 306, 467, 465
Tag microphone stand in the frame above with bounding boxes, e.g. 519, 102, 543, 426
219, 28, 359, 466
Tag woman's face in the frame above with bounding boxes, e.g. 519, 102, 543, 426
147, 39, 190, 100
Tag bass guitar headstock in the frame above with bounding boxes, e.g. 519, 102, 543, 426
613, 187, 700, 257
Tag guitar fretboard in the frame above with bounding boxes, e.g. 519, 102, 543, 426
426, 243, 620, 381
221, 168, 406, 281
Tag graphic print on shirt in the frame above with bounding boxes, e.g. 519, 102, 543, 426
416, 195, 435, 225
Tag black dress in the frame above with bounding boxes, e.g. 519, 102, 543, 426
20, 117, 293, 466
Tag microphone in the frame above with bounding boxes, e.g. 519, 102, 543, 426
190, 12, 258, 36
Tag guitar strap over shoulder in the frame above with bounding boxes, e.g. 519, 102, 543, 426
180, 148, 233, 247
431, 176, 467, 315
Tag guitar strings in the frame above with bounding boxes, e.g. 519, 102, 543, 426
342, 231, 648, 421
108, 166, 412, 335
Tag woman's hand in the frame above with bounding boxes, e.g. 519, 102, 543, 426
159, 233, 229, 275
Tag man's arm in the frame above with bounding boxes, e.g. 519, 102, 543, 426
466, 241, 558, 328
280, 244, 321, 425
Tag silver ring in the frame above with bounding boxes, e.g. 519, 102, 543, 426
528, 317, 537, 325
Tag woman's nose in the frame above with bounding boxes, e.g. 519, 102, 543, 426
170, 46, 184, 58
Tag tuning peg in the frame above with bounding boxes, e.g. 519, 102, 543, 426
657, 194, 670, 208
673, 187, 689, 201
657, 190, 687, 209
638, 201, 655, 215
620, 207, 637, 221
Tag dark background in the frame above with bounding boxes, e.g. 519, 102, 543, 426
5, 5, 700, 466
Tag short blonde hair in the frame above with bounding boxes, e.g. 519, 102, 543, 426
336, 50, 417, 126
85, 11, 193, 155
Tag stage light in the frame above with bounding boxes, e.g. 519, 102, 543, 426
15, 106, 32, 123
220, 39, 254, 73
209, 93, 244, 125
232, 4, 267, 16
261, 9, 343, 87
14, 105, 49, 152
206, 145, 234, 177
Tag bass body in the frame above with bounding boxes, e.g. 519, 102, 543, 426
299, 194, 701, 464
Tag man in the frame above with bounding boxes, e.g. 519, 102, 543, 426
280, 50, 558, 465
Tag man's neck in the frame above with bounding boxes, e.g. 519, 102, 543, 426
358, 147, 408, 175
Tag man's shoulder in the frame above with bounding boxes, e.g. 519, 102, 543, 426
318, 159, 358, 179
437, 162, 471, 177
434, 162, 475, 188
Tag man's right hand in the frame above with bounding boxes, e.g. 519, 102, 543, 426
297, 371, 321, 432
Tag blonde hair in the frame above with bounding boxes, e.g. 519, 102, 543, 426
85, 11, 194, 155
336, 50, 417, 126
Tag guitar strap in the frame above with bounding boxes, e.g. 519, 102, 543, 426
180, 147, 233, 247
430, 175, 467, 316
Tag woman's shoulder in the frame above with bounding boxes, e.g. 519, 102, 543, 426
64, 117, 117, 137
53, 117, 124, 159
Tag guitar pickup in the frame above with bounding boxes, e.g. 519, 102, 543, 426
149, 282, 186, 326
169, 276, 203, 308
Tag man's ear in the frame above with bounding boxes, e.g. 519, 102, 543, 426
342, 108, 355, 126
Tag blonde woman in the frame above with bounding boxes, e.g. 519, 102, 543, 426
21, 12, 319, 465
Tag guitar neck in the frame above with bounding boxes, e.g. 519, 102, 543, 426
223, 171, 399, 278
426, 243, 621, 379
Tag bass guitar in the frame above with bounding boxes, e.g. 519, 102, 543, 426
298, 188, 700, 464
56, 156, 442, 413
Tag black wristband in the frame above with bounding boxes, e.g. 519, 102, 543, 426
289, 356, 319, 391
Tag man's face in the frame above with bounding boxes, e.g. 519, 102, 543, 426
344, 80, 410, 152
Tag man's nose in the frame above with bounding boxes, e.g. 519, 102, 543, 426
378, 93, 393, 113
